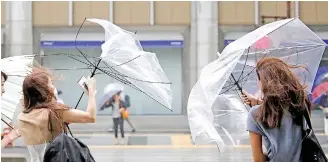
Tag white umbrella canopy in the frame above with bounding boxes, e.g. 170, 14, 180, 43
104, 83, 124, 95
86, 18, 172, 110
1, 55, 34, 128
188, 18, 326, 150
98, 83, 125, 109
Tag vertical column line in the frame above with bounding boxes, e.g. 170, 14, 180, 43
109, 1, 114, 22
254, 1, 259, 25
295, 1, 300, 18
150, 1, 154, 25
68, 1, 73, 26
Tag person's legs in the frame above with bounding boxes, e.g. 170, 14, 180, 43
119, 117, 125, 144
113, 118, 119, 144
125, 117, 136, 132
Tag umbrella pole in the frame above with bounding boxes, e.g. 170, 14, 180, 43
230, 74, 242, 91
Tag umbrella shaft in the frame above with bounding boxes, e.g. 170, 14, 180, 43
91, 60, 102, 77
230, 74, 242, 91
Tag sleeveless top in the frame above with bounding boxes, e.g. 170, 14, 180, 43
18, 107, 66, 162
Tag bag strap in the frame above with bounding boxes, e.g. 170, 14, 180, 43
48, 109, 71, 141
49, 117, 54, 141
303, 108, 312, 130
65, 123, 74, 138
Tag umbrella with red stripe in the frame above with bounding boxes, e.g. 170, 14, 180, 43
312, 82, 328, 103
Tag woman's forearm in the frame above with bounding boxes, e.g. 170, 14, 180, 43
86, 93, 97, 120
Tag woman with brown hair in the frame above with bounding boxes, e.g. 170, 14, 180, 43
17, 67, 97, 162
242, 57, 312, 162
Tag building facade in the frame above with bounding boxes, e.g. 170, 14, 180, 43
1, 1, 328, 115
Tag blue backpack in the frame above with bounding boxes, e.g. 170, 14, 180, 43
124, 94, 131, 108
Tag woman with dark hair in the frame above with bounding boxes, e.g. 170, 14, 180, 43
101, 91, 126, 145
242, 57, 311, 162
1, 71, 21, 148
17, 67, 97, 162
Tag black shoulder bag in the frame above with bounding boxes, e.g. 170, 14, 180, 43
301, 109, 328, 162
43, 111, 95, 162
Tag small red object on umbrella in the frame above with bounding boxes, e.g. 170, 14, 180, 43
312, 82, 328, 101
254, 35, 271, 50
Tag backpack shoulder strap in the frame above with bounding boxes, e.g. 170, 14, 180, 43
303, 108, 312, 130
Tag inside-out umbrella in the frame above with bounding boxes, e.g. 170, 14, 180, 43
187, 18, 326, 151
1, 55, 34, 128
86, 18, 172, 110
66, 18, 172, 112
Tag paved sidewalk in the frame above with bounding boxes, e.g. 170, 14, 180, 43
3, 145, 328, 162
68, 115, 190, 133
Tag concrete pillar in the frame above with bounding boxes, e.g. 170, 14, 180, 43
191, 1, 218, 78
188, 2, 198, 91
5, 1, 33, 57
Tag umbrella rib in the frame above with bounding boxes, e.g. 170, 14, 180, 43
102, 67, 172, 84
236, 47, 250, 86
106, 55, 142, 68
50, 67, 112, 71
1, 113, 12, 120
74, 17, 97, 70
101, 59, 171, 84
36, 53, 98, 59
1, 118, 14, 129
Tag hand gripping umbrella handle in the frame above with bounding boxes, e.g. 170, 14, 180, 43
230, 74, 252, 108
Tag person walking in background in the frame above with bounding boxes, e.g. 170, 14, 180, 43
1, 71, 21, 148
108, 92, 136, 133
242, 57, 312, 162
120, 92, 136, 132
100, 91, 126, 145
17, 67, 97, 162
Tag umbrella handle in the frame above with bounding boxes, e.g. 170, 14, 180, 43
230, 74, 252, 108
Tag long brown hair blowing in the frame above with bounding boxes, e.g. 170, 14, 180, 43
255, 57, 311, 128
22, 66, 68, 134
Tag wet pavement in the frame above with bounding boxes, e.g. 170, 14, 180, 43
3, 146, 328, 162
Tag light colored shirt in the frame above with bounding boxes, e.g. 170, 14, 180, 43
112, 102, 121, 118
247, 107, 302, 162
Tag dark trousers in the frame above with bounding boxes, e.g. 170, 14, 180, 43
112, 117, 135, 130
113, 117, 124, 138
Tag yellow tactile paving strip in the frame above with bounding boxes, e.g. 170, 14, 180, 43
87, 145, 251, 149
171, 135, 192, 146
74, 133, 328, 137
